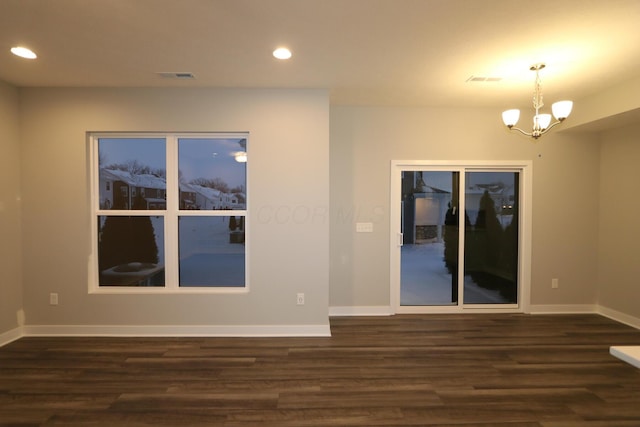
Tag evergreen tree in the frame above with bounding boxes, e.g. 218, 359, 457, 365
467, 191, 503, 291
475, 190, 502, 269
99, 216, 159, 271
443, 204, 458, 275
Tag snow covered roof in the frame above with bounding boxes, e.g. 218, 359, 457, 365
426, 185, 449, 194
100, 168, 166, 190
190, 184, 222, 201
179, 182, 197, 193
100, 169, 240, 203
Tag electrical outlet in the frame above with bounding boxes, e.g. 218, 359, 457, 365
551, 278, 559, 289
49, 293, 59, 305
296, 293, 305, 305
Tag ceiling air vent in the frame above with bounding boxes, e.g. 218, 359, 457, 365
157, 72, 196, 79
466, 76, 502, 82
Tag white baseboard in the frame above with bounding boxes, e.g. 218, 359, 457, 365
495, 304, 640, 331
528, 304, 597, 314
330, 304, 602, 317
22, 324, 331, 337
329, 306, 393, 317
0, 326, 23, 347
5, 305, 638, 345
598, 305, 640, 330
329, 305, 603, 317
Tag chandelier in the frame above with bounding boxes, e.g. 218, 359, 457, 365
501, 64, 573, 139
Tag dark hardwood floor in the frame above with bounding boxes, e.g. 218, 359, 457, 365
2, 314, 640, 426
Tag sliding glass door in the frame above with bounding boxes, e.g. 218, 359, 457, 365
399, 171, 460, 306
462, 171, 519, 305
391, 162, 530, 313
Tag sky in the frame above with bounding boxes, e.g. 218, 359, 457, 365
178, 138, 245, 188
99, 137, 246, 189
412, 171, 516, 195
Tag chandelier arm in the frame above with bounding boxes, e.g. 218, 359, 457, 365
538, 119, 563, 136
507, 126, 533, 137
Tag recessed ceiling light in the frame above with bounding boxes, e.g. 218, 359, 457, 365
273, 47, 292, 60
11, 46, 37, 59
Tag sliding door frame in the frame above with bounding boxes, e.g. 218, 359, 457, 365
390, 160, 533, 314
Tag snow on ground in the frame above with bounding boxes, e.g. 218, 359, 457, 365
401, 242, 508, 306
178, 216, 245, 287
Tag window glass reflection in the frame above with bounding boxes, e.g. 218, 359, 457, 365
463, 172, 519, 304
401, 171, 459, 305
178, 138, 246, 211
179, 216, 245, 287
98, 138, 166, 210
98, 215, 165, 286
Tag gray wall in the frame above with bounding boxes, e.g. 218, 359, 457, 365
0, 80, 23, 335
19, 87, 330, 329
329, 105, 601, 310
4, 81, 640, 336
597, 122, 640, 318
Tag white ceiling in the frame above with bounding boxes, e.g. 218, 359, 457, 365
1, 0, 639, 108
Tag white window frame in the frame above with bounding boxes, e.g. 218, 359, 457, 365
88, 132, 249, 294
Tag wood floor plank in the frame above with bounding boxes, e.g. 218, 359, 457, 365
2, 313, 640, 425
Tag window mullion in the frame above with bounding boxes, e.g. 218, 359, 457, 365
164, 135, 179, 290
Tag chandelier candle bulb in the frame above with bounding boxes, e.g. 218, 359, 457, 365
502, 109, 520, 127
535, 114, 552, 130
552, 100, 573, 120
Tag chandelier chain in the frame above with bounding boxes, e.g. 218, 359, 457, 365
533, 69, 544, 112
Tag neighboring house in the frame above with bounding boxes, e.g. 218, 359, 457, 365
100, 169, 244, 211
99, 169, 167, 210
232, 193, 246, 210
187, 184, 243, 210
179, 182, 198, 210
190, 184, 224, 210
412, 185, 451, 242
466, 182, 515, 226
404, 175, 515, 243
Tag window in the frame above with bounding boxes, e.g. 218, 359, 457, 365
90, 133, 248, 292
